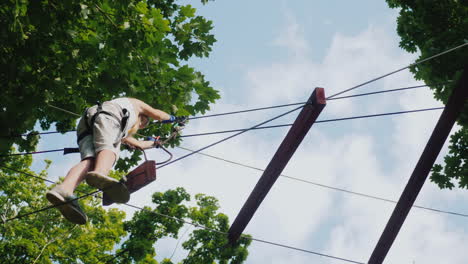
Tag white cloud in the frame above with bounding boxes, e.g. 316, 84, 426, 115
243, 21, 421, 122
221, 10, 468, 264
39, 5, 468, 264
273, 12, 310, 58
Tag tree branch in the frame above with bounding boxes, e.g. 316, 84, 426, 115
32, 225, 77, 264
94, 4, 119, 29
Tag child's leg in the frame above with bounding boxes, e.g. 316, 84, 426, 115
93, 149, 116, 176
60, 158, 95, 195
86, 149, 129, 203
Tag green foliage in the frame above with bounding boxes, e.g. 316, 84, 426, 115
386, 0, 468, 189
121, 188, 190, 261
0, 154, 127, 263
0, 156, 251, 263
430, 127, 468, 189
1, 1, 250, 262
181, 194, 251, 264
120, 190, 251, 264
0, 0, 220, 170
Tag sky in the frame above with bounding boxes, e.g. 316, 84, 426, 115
31, 1, 468, 263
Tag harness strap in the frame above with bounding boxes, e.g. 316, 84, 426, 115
77, 102, 130, 145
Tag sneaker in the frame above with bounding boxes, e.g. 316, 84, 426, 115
46, 186, 87, 225
85, 171, 130, 203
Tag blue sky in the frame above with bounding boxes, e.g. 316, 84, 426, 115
31, 1, 468, 263
186, 0, 399, 93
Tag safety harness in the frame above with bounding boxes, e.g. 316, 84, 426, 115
77, 102, 130, 146
64, 113, 186, 205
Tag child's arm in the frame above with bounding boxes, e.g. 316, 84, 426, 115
121, 136, 155, 150
128, 98, 172, 121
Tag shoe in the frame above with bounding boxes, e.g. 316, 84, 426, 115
85, 171, 130, 203
46, 186, 87, 225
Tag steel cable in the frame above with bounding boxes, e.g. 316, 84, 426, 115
0, 83, 444, 139
326, 42, 468, 99
0, 107, 444, 157
0, 165, 364, 264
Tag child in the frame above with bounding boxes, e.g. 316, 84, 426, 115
46, 97, 184, 224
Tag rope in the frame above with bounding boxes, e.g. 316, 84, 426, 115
3, 41, 464, 264
327, 83, 444, 101
169, 225, 192, 260
0, 148, 65, 158
248, 237, 365, 264
0, 130, 75, 138
0, 164, 362, 264
176, 147, 468, 218
0, 83, 442, 139
326, 42, 468, 99
2, 158, 468, 264
3, 146, 467, 219
156, 104, 305, 169
0, 107, 444, 157
120, 203, 365, 264
180, 107, 444, 138
5, 190, 100, 223
47, 104, 81, 117
0, 164, 56, 184
188, 83, 437, 120
0, 159, 461, 263
189, 102, 305, 120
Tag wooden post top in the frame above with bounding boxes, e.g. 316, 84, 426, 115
228, 87, 326, 243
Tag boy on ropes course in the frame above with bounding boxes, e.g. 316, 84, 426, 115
46, 98, 185, 224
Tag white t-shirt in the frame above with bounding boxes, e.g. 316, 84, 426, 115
109, 97, 138, 137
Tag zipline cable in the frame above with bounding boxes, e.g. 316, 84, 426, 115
176, 147, 468, 218
2, 142, 464, 263
0, 107, 445, 157
5, 190, 100, 223
120, 203, 365, 264
189, 83, 445, 120
1, 83, 442, 139
327, 83, 445, 100
326, 42, 468, 99
249, 237, 365, 264
18, 90, 304, 175
5, 40, 463, 241
2, 103, 304, 221
3, 146, 468, 220
0, 130, 72, 138
2, 106, 305, 161
169, 225, 192, 260
180, 107, 444, 138
189, 102, 305, 120
2, 42, 464, 263
0, 166, 364, 264
47, 103, 81, 117
0, 148, 66, 157
0, 164, 56, 184
156, 104, 305, 169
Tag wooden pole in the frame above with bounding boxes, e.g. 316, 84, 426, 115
368, 66, 468, 264
228, 87, 326, 243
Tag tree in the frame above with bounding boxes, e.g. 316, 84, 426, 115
0, 0, 220, 170
1, 1, 251, 262
385, 0, 468, 189
0, 154, 127, 263
118, 189, 251, 264
0, 155, 251, 263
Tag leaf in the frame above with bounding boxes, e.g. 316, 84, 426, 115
387, 0, 468, 191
